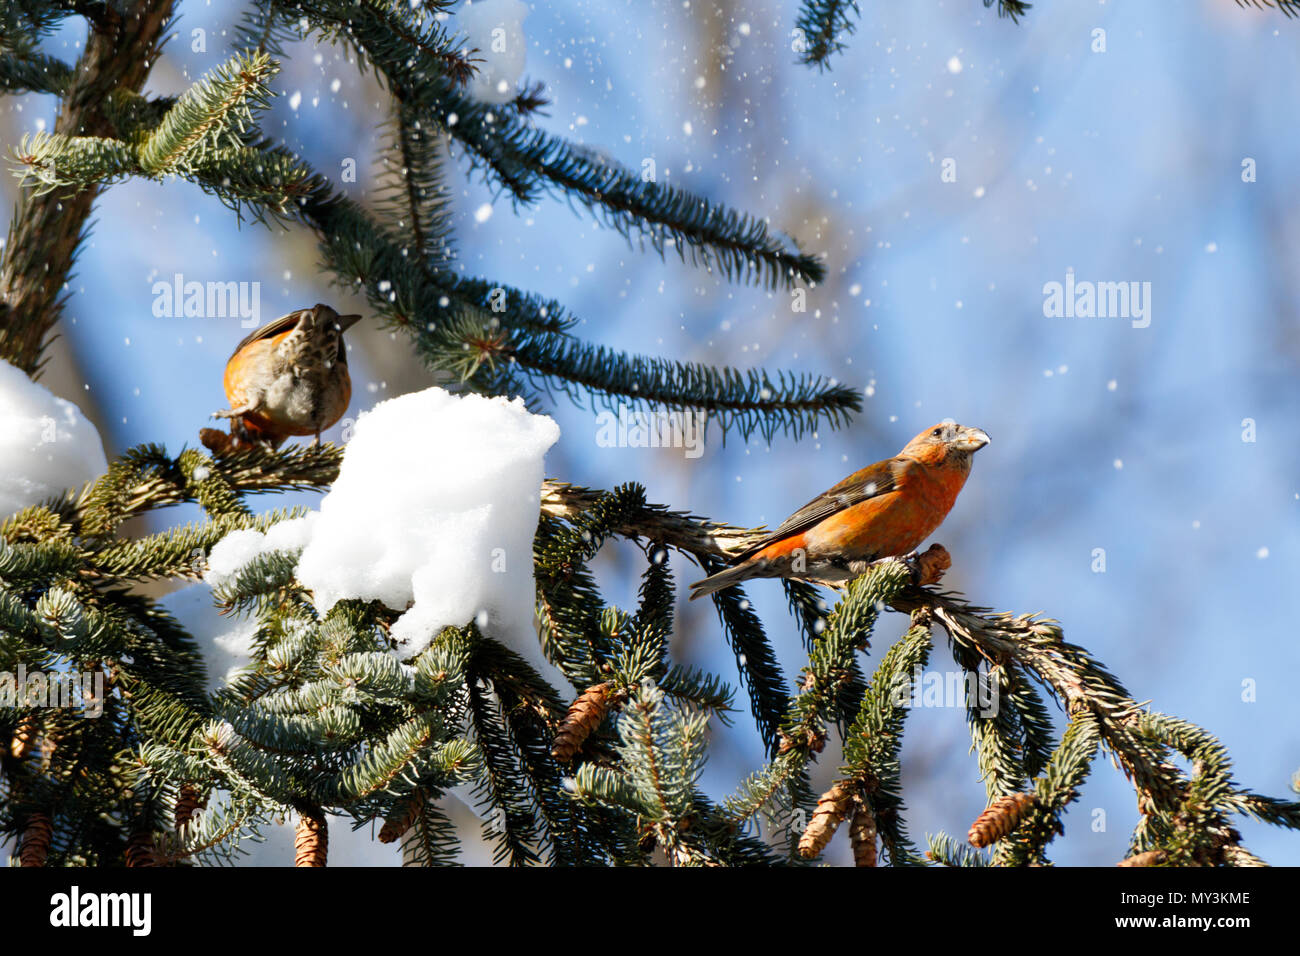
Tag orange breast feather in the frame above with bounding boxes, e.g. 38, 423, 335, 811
223, 335, 283, 434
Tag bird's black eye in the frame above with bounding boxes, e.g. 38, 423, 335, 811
931, 428, 942, 438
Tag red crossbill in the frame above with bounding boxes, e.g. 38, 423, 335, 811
213, 304, 361, 447
688, 422, 990, 599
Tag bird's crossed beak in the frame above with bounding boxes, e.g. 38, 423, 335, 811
308, 304, 362, 334
954, 427, 990, 452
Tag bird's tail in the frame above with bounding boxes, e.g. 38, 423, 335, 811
688, 562, 754, 601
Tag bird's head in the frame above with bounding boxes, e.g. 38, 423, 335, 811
298, 303, 362, 336
901, 421, 991, 466
294, 304, 362, 364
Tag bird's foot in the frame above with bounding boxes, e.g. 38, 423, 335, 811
212, 405, 253, 420
897, 550, 923, 579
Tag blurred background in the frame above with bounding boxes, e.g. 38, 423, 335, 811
3, 0, 1297, 865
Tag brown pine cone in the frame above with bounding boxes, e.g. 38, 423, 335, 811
294, 810, 328, 867
125, 830, 159, 867
551, 682, 614, 762
915, 544, 952, 586
19, 812, 53, 867
797, 780, 855, 859
379, 791, 425, 844
848, 801, 878, 867
968, 791, 1037, 848
198, 427, 236, 457
174, 784, 207, 831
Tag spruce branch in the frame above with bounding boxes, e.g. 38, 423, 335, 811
926, 832, 990, 867
697, 572, 789, 756
7, 51, 278, 193
174, 139, 859, 441
396, 797, 462, 867
835, 618, 934, 865
780, 561, 912, 760
278, 0, 825, 289
539, 480, 765, 558
505, 336, 861, 443
570, 682, 710, 863
474, 634, 619, 866
137, 50, 278, 176
465, 668, 545, 866
794, 0, 861, 70
377, 101, 456, 267
794, 1, 1029, 71
890, 585, 1295, 864
0, 50, 73, 95
1236, 0, 1300, 17
0, 0, 176, 374
986, 0, 1033, 22
1005, 714, 1101, 864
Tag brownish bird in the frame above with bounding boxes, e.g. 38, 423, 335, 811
213, 303, 361, 448
689, 422, 990, 599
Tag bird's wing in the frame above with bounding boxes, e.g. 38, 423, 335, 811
227, 311, 303, 361
728, 457, 911, 564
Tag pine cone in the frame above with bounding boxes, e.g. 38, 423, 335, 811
797, 780, 855, 859
9, 718, 35, 760
174, 784, 206, 831
198, 427, 236, 456
379, 791, 424, 844
968, 791, 1037, 847
551, 682, 614, 762
125, 830, 159, 867
294, 809, 328, 867
915, 544, 952, 586
19, 812, 53, 867
1117, 849, 1168, 867
848, 801, 878, 867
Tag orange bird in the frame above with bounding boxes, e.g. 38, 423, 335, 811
688, 422, 990, 599
214, 304, 361, 448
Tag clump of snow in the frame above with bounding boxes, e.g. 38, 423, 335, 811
205, 515, 317, 590
200, 387, 562, 679
0, 359, 107, 518
455, 0, 529, 104
159, 584, 261, 693
293, 387, 560, 668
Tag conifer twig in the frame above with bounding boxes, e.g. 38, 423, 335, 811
0, 0, 176, 374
